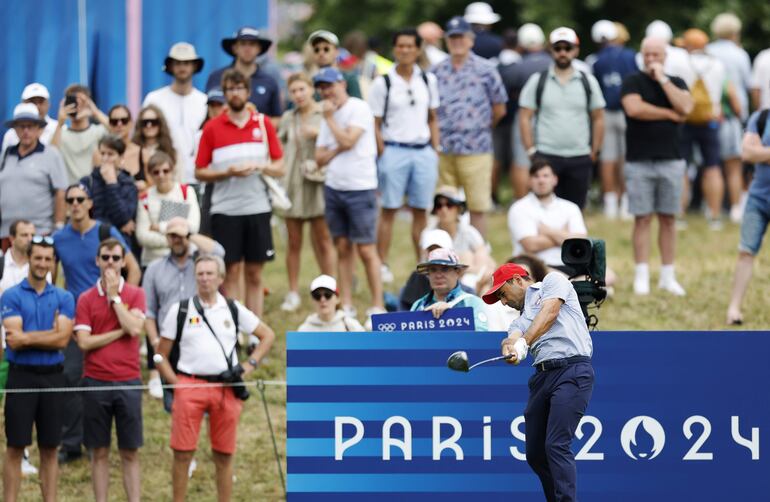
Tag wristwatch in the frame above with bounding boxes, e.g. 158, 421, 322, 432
110, 296, 123, 305
526, 146, 537, 157
248, 358, 259, 369
153, 354, 164, 364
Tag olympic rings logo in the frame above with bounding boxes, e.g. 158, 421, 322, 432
377, 323, 397, 332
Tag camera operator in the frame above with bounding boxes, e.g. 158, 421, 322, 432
154, 254, 274, 502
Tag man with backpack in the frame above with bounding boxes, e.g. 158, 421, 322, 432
519, 27, 606, 210
367, 27, 440, 281
155, 254, 275, 502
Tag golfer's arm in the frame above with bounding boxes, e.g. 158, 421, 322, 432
523, 298, 563, 346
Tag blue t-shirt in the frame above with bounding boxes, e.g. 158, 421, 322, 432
1, 279, 75, 365
592, 45, 639, 110
53, 221, 130, 300
746, 111, 770, 200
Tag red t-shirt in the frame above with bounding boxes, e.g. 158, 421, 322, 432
195, 111, 283, 169
74, 281, 146, 381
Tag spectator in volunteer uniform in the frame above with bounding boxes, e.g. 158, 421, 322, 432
1, 83, 57, 154
144, 42, 208, 186
297, 275, 365, 332
195, 69, 284, 317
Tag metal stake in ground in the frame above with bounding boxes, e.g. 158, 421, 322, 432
446, 351, 513, 372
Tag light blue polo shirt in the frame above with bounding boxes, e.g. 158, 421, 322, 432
1, 279, 75, 365
519, 66, 605, 157
507, 272, 592, 365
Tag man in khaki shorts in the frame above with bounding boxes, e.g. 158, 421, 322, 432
432, 16, 507, 237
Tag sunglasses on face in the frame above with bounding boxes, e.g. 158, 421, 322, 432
109, 117, 130, 126
65, 196, 87, 205
313, 46, 333, 54
32, 235, 54, 246
141, 118, 160, 127
311, 290, 335, 301
552, 44, 573, 53
100, 254, 123, 262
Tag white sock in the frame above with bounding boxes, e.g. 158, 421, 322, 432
634, 263, 649, 280
660, 264, 675, 283
604, 192, 618, 215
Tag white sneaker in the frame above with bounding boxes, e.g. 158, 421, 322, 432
21, 449, 37, 476
148, 377, 163, 399
729, 205, 743, 224
659, 279, 686, 296
380, 264, 394, 284
364, 306, 387, 330
188, 457, 197, 479
280, 291, 301, 312
708, 218, 724, 231
633, 276, 650, 295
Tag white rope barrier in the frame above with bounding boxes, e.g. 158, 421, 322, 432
0, 379, 287, 395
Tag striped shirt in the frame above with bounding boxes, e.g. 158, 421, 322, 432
195, 111, 283, 216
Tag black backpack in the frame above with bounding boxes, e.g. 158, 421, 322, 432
169, 296, 240, 372
757, 109, 770, 139
381, 71, 432, 127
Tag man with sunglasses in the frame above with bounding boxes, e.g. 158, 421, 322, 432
0, 104, 68, 251
1, 83, 57, 155
73, 238, 145, 502
519, 27, 606, 210
52, 183, 140, 464
1, 235, 74, 502
144, 43, 208, 185
308, 30, 362, 99
368, 28, 440, 282
206, 27, 282, 122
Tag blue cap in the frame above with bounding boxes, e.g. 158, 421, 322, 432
313, 67, 345, 86
66, 182, 92, 199
207, 88, 225, 104
445, 16, 472, 36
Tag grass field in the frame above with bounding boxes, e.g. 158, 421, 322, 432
4, 207, 769, 501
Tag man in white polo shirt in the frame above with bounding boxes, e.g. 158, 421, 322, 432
508, 158, 586, 270
368, 28, 440, 283
1, 83, 57, 154
143, 43, 208, 185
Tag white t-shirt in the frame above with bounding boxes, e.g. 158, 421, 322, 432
1, 116, 57, 155
678, 53, 727, 118
367, 65, 439, 144
160, 293, 260, 375
751, 49, 770, 110
508, 193, 587, 266
317, 97, 377, 191
143, 86, 208, 184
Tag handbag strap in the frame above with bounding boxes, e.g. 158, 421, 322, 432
257, 113, 272, 163
192, 295, 236, 370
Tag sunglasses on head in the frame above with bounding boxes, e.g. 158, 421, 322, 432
65, 196, 87, 205
109, 117, 130, 126
141, 118, 160, 127
32, 235, 54, 246
311, 290, 335, 301
100, 254, 123, 262
552, 44, 573, 53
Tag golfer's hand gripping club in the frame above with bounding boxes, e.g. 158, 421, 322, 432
502, 335, 529, 365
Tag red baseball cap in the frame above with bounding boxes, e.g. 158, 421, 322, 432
481, 263, 530, 304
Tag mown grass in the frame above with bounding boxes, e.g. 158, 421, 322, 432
4, 207, 769, 500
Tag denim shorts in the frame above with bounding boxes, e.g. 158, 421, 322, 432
718, 116, 743, 160
681, 122, 721, 168
324, 186, 378, 243
739, 193, 770, 255
378, 144, 438, 209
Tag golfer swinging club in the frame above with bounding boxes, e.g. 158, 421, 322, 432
482, 263, 594, 502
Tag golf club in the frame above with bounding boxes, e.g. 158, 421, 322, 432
446, 351, 514, 372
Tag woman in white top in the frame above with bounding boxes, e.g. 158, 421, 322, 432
135, 151, 200, 267
297, 275, 365, 332
423, 186, 496, 290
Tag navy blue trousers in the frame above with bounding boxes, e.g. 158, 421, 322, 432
524, 360, 594, 502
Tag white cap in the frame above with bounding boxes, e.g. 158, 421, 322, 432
518, 23, 545, 50
549, 27, 579, 45
591, 20, 618, 43
21, 83, 50, 101
645, 20, 673, 43
420, 229, 454, 251
310, 274, 337, 293
463, 2, 500, 25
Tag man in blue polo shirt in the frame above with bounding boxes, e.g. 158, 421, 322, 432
483, 263, 593, 502
52, 182, 140, 464
1, 236, 74, 502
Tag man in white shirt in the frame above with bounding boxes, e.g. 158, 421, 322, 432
508, 158, 586, 269
751, 48, 770, 111
1, 84, 57, 154
155, 254, 274, 502
315, 67, 385, 320
143, 43, 208, 184
368, 28, 440, 282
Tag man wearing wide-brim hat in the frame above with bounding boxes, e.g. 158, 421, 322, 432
410, 248, 489, 330
2, 83, 57, 154
143, 42, 208, 184
206, 26, 282, 121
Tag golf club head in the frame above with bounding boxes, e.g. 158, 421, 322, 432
447, 351, 469, 372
